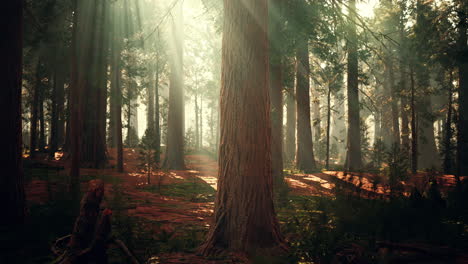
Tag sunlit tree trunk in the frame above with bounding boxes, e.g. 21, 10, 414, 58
345, 0, 363, 171
295, 37, 317, 173
201, 0, 286, 254
163, 1, 185, 169
457, 0, 468, 176
1, 0, 25, 226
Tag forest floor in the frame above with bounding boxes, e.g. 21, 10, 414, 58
18, 148, 468, 264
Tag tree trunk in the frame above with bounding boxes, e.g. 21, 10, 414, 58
312, 85, 321, 147
285, 78, 296, 163
195, 92, 200, 150
80, 0, 108, 168
147, 71, 155, 133
69, 0, 81, 194
163, 1, 185, 170
0, 0, 25, 227
50, 70, 59, 158
200, 97, 203, 148
345, 0, 363, 171
326, 84, 332, 170
30, 59, 41, 158
457, 0, 468, 176
110, 4, 124, 173
270, 0, 284, 186
39, 78, 46, 151
200, 0, 286, 255
410, 67, 418, 174
154, 66, 161, 164
399, 24, 410, 153
389, 57, 400, 150
444, 71, 454, 174
295, 37, 317, 173
417, 96, 440, 170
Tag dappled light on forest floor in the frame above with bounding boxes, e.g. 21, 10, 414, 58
22, 149, 468, 263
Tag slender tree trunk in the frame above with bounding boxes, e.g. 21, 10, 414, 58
399, 25, 410, 153
345, 0, 363, 171
147, 71, 155, 133
326, 84, 331, 170
457, 0, 468, 176
39, 87, 46, 151
163, 1, 185, 169
0, 0, 25, 226
200, 97, 203, 148
410, 67, 418, 174
285, 80, 296, 163
69, 0, 82, 194
201, 0, 286, 255
389, 58, 400, 149
30, 60, 41, 158
155, 67, 161, 164
444, 70, 454, 174
195, 92, 200, 150
110, 4, 124, 173
312, 86, 321, 146
295, 37, 317, 173
50, 71, 59, 158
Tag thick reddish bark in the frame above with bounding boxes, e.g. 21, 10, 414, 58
200, 0, 285, 255
0, 0, 25, 226
295, 38, 317, 173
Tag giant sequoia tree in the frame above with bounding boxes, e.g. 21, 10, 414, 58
344, 0, 363, 171
201, 0, 285, 254
1, 0, 25, 226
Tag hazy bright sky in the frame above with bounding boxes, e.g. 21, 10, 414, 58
136, 0, 378, 139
